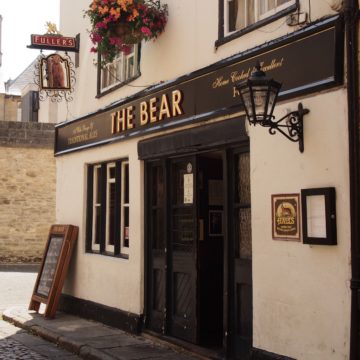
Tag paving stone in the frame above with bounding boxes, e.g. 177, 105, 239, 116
0, 337, 46, 360
104, 344, 190, 360
84, 333, 147, 349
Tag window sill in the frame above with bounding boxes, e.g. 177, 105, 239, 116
86, 250, 129, 260
96, 73, 142, 98
215, 3, 298, 48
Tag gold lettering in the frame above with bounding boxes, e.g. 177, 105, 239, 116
159, 94, 171, 121
172, 90, 183, 117
126, 106, 135, 129
149, 97, 158, 123
233, 86, 240, 98
212, 76, 230, 89
111, 112, 117, 134
140, 101, 149, 125
116, 109, 126, 133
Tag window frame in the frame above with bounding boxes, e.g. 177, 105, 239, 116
216, 0, 298, 48
96, 44, 141, 98
86, 158, 130, 259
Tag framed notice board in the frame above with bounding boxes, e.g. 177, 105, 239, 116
29, 224, 78, 318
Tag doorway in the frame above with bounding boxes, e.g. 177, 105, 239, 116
144, 145, 251, 359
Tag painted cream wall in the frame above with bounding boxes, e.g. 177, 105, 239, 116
251, 88, 351, 359
56, 138, 144, 314
56, 0, 351, 358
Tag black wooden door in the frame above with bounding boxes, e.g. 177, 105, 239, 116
228, 150, 252, 359
146, 161, 167, 334
169, 157, 198, 343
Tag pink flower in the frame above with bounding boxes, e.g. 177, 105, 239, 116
141, 26, 152, 36
96, 21, 107, 29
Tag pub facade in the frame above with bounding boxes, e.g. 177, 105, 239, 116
55, 0, 360, 359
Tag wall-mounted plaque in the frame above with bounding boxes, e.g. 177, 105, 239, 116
29, 224, 78, 318
272, 194, 300, 241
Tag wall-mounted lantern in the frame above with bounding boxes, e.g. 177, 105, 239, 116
236, 62, 310, 152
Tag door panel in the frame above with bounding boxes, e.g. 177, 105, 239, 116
169, 158, 198, 343
229, 151, 252, 359
147, 162, 166, 333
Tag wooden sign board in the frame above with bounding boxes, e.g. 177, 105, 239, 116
29, 224, 78, 318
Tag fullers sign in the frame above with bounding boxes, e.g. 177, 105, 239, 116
28, 34, 79, 52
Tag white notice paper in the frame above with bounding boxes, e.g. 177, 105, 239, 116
184, 174, 193, 204
306, 195, 326, 238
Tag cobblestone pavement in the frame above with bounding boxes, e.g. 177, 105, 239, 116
0, 320, 81, 359
0, 337, 46, 359
0, 267, 81, 359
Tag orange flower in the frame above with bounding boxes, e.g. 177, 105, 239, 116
127, 8, 139, 21
110, 7, 121, 19
98, 5, 109, 14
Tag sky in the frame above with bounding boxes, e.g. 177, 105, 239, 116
0, 0, 60, 82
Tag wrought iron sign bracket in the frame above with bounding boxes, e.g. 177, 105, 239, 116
263, 103, 309, 153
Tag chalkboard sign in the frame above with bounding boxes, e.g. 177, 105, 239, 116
29, 225, 78, 318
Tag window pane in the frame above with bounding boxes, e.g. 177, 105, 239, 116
94, 206, 101, 245
247, 0, 255, 25
100, 45, 139, 92
226, 0, 293, 33
235, 0, 246, 30
96, 167, 102, 203
108, 182, 115, 246
93, 166, 102, 248
235, 153, 250, 205
228, 0, 238, 31
236, 208, 252, 259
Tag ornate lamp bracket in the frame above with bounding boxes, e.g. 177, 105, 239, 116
266, 103, 309, 153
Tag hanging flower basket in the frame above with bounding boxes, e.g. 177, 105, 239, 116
85, 0, 168, 66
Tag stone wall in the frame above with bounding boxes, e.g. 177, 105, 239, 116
0, 94, 21, 122
0, 121, 55, 263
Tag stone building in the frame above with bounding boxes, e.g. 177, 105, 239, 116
0, 46, 57, 264
53, 0, 360, 359
0, 121, 55, 263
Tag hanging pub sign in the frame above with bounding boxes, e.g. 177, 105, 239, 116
39, 53, 71, 91
28, 23, 78, 102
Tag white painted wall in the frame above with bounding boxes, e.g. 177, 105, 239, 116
57, 138, 144, 314
251, 89, 351, 359
56, 0, 351, 359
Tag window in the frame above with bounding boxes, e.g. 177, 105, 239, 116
86, 159, 130, 257
98, 44, 140, 95
222, 0, 297, 38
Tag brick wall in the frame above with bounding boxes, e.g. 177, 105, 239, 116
0, 121, 55, 263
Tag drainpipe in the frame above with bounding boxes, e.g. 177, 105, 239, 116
344, 0, 360, 358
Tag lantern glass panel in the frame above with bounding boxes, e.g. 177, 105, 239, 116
252, 85, 268, 119
240, 87, 254, 117
267, 88, 277, 116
